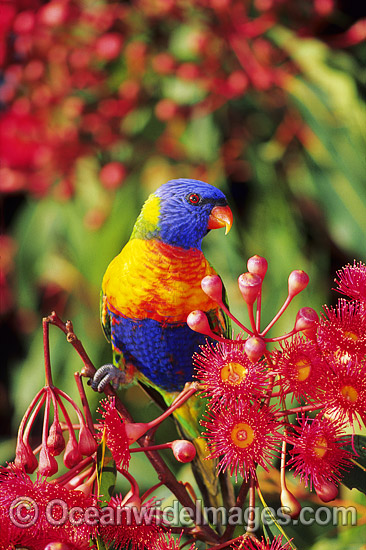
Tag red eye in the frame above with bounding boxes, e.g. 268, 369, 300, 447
188, 193, 201, 205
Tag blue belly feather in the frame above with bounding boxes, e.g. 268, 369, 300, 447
109, 309, 208, 391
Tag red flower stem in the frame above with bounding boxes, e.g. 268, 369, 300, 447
264, 329, 297, 343
74, 372, 95, 434
166, 384, 197, 411
118, 467, 140, 499
46, 311, 219, 543
56, 386, 87, 426
23, 392, 47, 449
49, 386, 61, 424
270, 390, 292, 398
126, 386, 197, 435
246, 476, 256, 533
50, 455, 94, 485
246, 303, 258, 335
59, 422, 101, 432
80, 465, 98, 491
83, 465, 94, 481
46, 312, 134, 422
43, 317, 53, 387
130, 443, 173, 453
41, 390, 51, 447
206, 333, 233, 344
256, 291, 262, 332
46, 312, 97, 377
68, 465, 94, 487
264, 349, 274, 369
280, 438, 287, 491
171, 383, 196, 405
219, 301, 254, 336
16, 387, 45, 443
142, 454, 219, 542
275, 403, 323, 417
141, 481, 164, 502
260, 295, 293, 337
221, 478, 250, 542
184, 481, 198, 503
55, 392, 78, 446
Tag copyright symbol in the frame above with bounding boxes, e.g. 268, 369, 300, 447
9, 496, 38, 528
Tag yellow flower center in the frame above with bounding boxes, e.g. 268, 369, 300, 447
220, 362, 247, 385
341, 385, 358, 402
313, 436, 328, 458
343, 330, 358, 341
294, 356, 312, 382
231, 422, 255, 448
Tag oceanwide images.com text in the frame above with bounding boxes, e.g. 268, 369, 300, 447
9, 497, 357, 531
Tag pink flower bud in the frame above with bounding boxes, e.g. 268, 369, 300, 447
124, 422, 150, 445
201, 275, 223, 303
64, 436, 82, 469
78, 424, 98, 457
244, 336, 266, 362
247, 255, 268, 279
123, 494, 141, 509
75, 480, 93, 496
187, 310, 215, 337
15, 439, 38, 474
314, 480, 339, 502
280, 487, 301, 519
294, 307, 319, 339
171, 440, 196, 463
38, 445, 58, 477
294, 307, 319, 330
47, 420, 65, 456
238, 272, 262, 305
288, 270, 309, 297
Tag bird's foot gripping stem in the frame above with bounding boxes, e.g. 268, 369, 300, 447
89, 364, 127, 392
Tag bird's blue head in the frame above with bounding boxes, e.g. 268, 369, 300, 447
132, 179, 233, 250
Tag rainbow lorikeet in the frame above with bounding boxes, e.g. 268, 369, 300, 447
93, 178, 233, 510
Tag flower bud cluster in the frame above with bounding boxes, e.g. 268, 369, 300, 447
190, 257, 365, 511
15, 383, 97, 478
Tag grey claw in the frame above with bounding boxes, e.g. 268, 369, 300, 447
90, 364, 126, 392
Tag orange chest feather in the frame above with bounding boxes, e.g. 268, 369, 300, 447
102, 238, 218, 323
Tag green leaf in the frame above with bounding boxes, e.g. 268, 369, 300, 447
121, 107, 152, 135
95, 534, 108, 550
181, 114, 220, 161
169, 24, 203, 62
341, 435, 366, 494
97, 435, 117, 506
257, 489, 297, 549
162, 77, 206, 105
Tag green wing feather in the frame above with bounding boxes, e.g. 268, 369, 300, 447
100, 291, 111, 343
100, 291, 126, 374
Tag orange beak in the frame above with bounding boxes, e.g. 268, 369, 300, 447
207, 205, 233, 235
